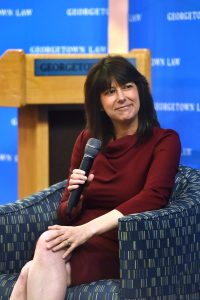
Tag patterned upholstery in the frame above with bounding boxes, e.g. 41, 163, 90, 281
119, 166, 200, 300
0, 166, 200, 300
0, 274, 120, 300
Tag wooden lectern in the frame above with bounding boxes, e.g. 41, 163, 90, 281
0, 49, 151, 199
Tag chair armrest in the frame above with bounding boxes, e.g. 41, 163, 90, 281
118, 187, 200, 299
0, 180, 66, 274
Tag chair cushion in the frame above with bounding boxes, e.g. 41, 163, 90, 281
0, 274, 120, 300
169, 165, 200, 206
66, 280, 120, 299
0, 274, 19, 300
0, 181, 65, 274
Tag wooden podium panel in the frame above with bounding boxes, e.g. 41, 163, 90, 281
0, 50, 25, 107
0, 49, 151, 198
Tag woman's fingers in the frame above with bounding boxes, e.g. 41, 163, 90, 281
87, 173, 94, 183
70, 169, 87, 180
45, 227, 69, 250
46, 224, 92, 258
45, 228, 63, 242
46, 226, 73, 251
48, 225, 62, 231
68, 169, 87, 191
63, 253, 72, 262
51, 238, 73, 252
72, 169, 85, 174
62, 240, 77, 259
46, 235, 64, 249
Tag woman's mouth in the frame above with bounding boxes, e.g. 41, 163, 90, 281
115, 104, 132, 110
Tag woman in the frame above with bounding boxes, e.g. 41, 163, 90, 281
10, 55, 181, 299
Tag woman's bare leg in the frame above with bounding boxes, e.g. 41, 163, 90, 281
9, 260, 33, 300
27, 231, 70, 300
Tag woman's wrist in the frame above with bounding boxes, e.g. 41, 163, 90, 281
85, 209, 124, 237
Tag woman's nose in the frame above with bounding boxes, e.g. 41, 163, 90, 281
116, 88, 125, 101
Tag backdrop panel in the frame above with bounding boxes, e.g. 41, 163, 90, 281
129, 0, 200, 170
0, 0, 108, 203
0, 108, 18, 204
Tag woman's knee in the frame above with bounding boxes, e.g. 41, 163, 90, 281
35, 231, 49, 249
34, 231, 61, 264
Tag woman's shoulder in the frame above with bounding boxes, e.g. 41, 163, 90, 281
73, 129, 94, 154
75, 129, 91, 145
153, 126, 180, 139
152, 126, 181, 148
70, 129, 91, 165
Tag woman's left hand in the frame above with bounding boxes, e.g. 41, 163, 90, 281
46, 224, 93, 259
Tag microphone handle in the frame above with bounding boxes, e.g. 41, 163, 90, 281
67, 155, 94, 215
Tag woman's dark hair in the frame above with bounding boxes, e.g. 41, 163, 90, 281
84, 55, 160, 148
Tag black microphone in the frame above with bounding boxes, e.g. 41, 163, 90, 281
67, 138, 102, 215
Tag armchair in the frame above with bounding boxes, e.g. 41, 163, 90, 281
0, 166, 200, 300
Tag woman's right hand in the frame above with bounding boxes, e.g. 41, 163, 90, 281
66, 169, 94, 222
68, 169, 94, 192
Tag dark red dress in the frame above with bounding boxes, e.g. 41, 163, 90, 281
58, 127, 181, 286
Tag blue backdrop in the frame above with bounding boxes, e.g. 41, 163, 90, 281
129, 0, 200, 170
0, 108, 18, 203
0, 0, 108, 203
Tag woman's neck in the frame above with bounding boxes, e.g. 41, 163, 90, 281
114, 122, 138, 139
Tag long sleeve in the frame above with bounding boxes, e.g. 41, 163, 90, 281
58, 130, 89, 224
116, 129, 181, 215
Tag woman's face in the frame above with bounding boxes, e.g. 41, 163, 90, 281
100, 80, 140, 134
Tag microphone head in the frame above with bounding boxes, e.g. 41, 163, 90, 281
85, 138, 102, 158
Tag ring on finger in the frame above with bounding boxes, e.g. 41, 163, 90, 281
65, 239, 71, 247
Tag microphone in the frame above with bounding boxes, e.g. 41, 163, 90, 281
67, 138, 102, 215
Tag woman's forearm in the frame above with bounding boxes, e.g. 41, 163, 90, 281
85, 209, 124, 236
47, 209, 124, 258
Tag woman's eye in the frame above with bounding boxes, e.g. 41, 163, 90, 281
123, 83, 134, 89
104, 88, 115, 95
